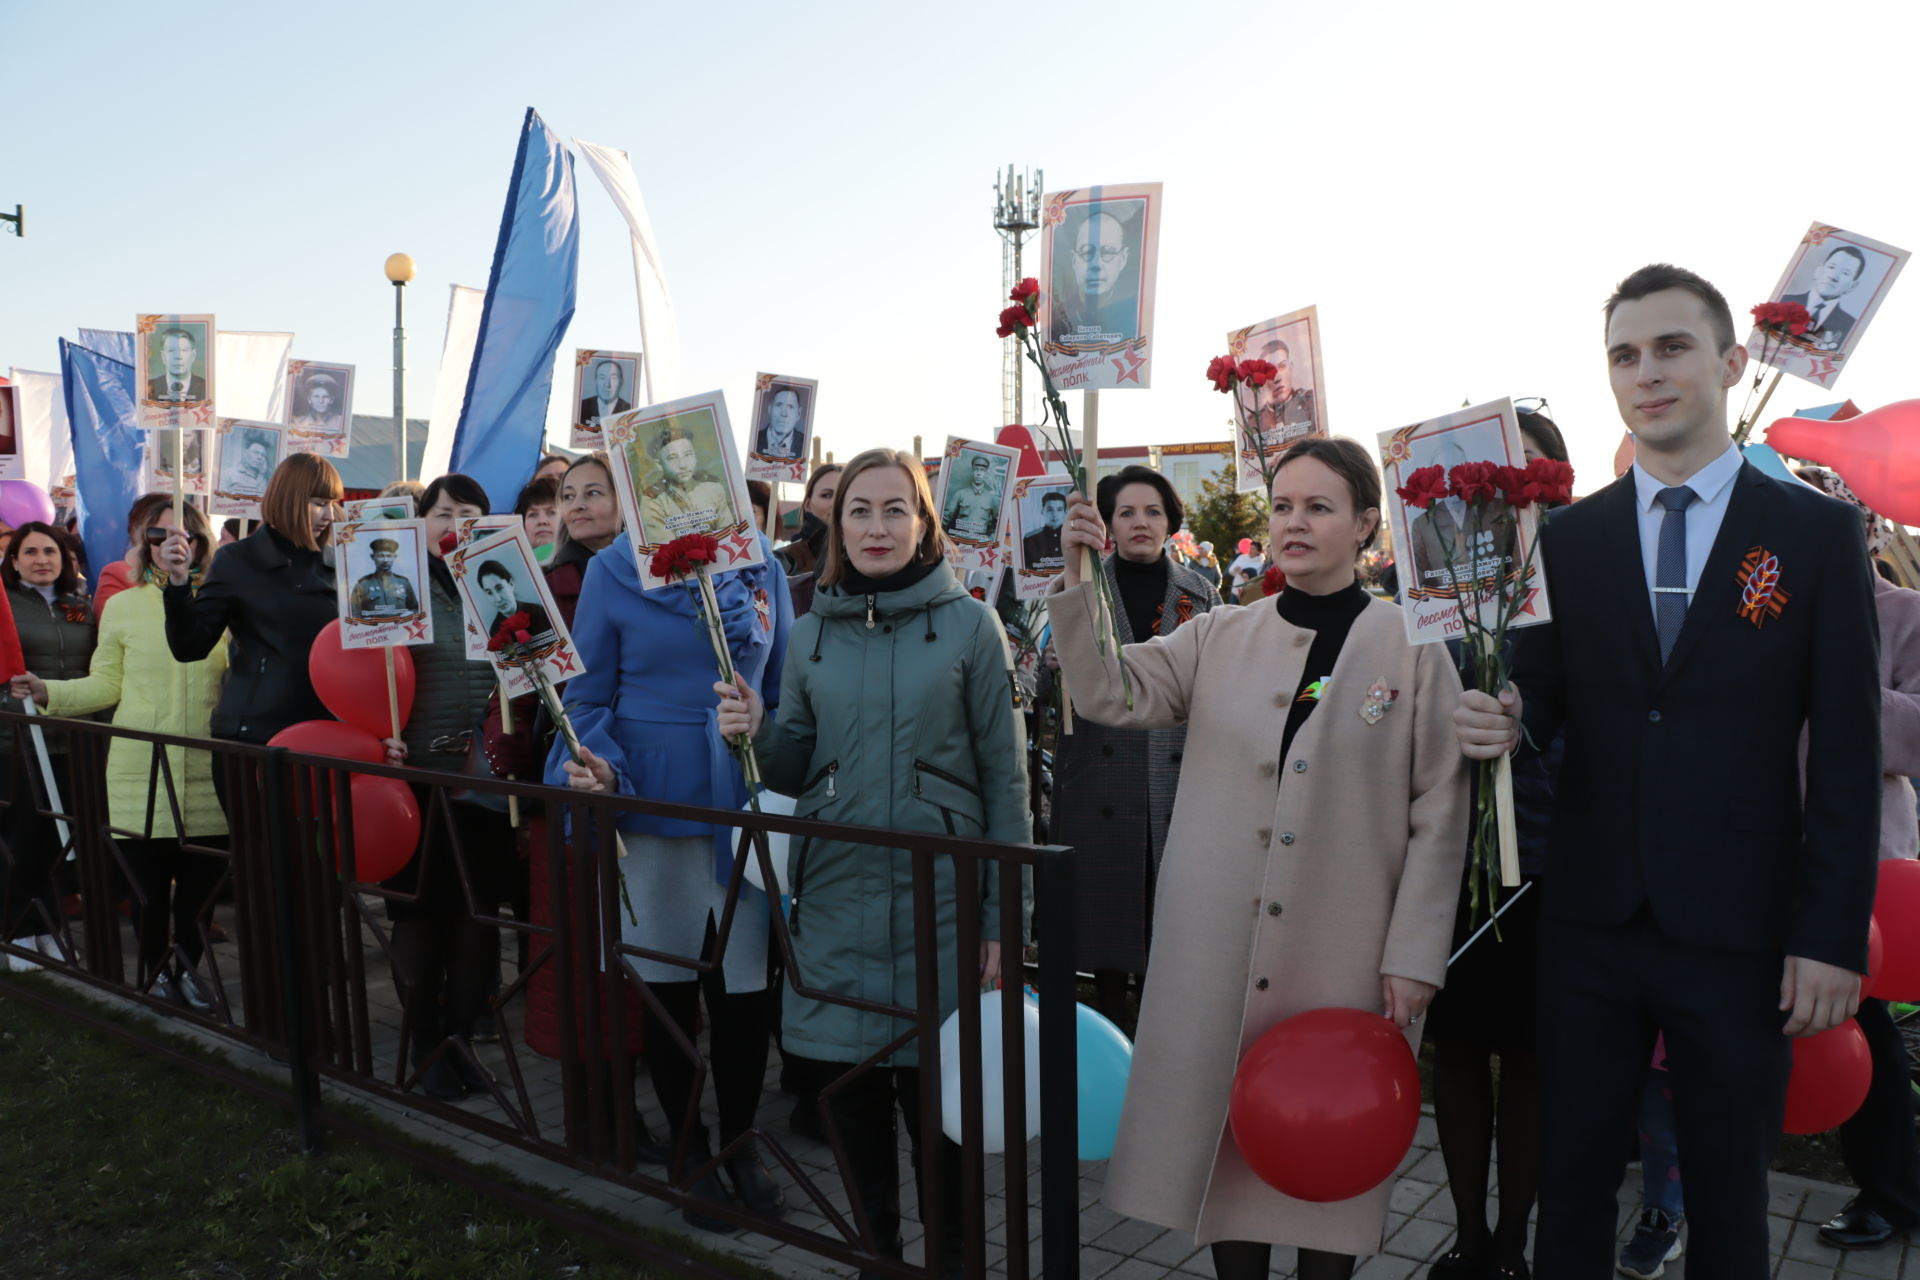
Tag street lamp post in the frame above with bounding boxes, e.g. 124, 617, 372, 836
384, 253, 415, 483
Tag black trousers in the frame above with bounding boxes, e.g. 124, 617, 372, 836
0, 752, 70, 942
790, 1053, 963, 1265
118, 836, 227, 978
643, 916, 773, 1149
1838, 997, 1920, 1225
1536, 909, 1790, 1278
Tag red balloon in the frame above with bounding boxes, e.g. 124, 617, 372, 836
337, 774, 420, 882
1872, 860, 1920, 1003
1767, 400, 1920, 527
1229, 1007, 1421, 1203
1862, 916, 1886, 1001
309, 620, 416, 738
267, 719, 386, 764
1783, 1021, 1872, 1135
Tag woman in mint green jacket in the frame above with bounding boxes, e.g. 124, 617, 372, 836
717, 448, 1029, 1273
13, 503, 228, 1011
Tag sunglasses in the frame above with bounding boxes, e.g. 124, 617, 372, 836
1513, 396, 1551, 418
145, 526, 208, 547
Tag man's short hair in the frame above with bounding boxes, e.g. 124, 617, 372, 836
1826, 245, 1868, 280
1259, 338, 1291, 361
158, 326, 197, 348
1604, 263, 1736, 353
1040, 491, 1068, 508
476, 559, 513, 587
594, 359, 623, 384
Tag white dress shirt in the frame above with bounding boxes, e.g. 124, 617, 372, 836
1630, 443, 1745, 620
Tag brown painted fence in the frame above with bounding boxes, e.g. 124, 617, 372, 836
0, 710, 1081, 1279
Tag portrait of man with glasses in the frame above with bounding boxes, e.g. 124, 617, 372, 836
1048, 200, 1145, 349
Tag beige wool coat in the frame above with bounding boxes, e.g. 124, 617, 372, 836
1050, 582, 1468, 1254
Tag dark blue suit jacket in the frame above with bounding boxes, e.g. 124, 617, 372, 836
1513, 463, 1880, 971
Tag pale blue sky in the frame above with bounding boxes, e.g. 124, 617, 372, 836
8, 0, 1920, 493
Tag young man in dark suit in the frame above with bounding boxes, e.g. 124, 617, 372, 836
1455, 264, 1880, 1275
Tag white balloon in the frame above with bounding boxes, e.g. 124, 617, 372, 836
939, 990, 1042, 1152
741, 790, 795, 894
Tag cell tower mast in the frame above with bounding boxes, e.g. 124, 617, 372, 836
992, 165, 1042, 426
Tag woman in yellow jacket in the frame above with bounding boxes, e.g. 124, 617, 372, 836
10, 502, 229, 1012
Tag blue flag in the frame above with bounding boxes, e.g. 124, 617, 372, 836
76, 328, 135, 366
450, 108, 579, 512
61, 339, 144, 593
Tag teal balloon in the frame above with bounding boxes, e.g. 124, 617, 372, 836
1075, 1003, 1133, 1160
1740, 442, 1806, 487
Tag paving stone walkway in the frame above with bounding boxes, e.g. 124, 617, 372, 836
16, 906, 1915, 1279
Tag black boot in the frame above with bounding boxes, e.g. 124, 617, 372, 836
723, 1142, 787, 1216
673, 1127, 738, 1234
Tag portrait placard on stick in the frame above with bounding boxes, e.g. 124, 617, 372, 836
571, 348, 641, 449
450, 526, 583, 698
1747, 224, 1909, 390
603, 390, 764, 590
285, 360, 355, 457
1228, 305, 1327, 492
210, 419, 285, 518
935, 436, 1021, 573
333, 517, 433, 649
455, 515, 527, 658
144, 429, 209, 496
1377, 398, 1551, 647
1037, 182, 1162, 391
0, 385, 20, 482
135, 314, 217, 430
744, 373, 818, 484
1009, 471, 1077, 599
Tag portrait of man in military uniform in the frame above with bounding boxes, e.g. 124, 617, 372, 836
1251, 336, 1318, 444
349, 536, 421, 621
1019, 487, 1069, 571
638, 419, 740, 538
942, 452, 1007, 545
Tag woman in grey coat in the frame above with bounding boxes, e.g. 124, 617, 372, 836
1038, 465, 1220, 1031
718, 448, 1029, 1277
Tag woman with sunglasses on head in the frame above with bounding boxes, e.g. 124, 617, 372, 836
1422, 406, 1570, 1280
0, 522, 96, 969
1048, 436, 1468, 1280
555, 460, 795, 1232
13, 503, 230, 1009
713, 448, 1028, 1275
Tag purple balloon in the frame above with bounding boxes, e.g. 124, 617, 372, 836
0, 481, 55, 529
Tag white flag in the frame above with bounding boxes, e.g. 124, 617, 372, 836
215, 331, 294, 422
420, 284, 487, 483
8, 368, 74, 499
573, 138, 680, 405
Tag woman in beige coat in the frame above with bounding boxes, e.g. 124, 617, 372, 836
1052, 436, 1469, 1279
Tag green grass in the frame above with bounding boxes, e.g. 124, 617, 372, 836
0, 977, 770, 1280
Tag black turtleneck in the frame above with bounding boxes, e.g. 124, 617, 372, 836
1276, 579, 1371, 759
837, 557, 939, 597
1113, 553, 1168, 641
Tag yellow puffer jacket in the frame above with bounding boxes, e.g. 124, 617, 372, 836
41, 580, 230, 839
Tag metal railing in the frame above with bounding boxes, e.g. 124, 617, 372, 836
0, 710, 1080, 1278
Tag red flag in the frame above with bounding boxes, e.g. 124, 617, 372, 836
995, 424, 1047, 478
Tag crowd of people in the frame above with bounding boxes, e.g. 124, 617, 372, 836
2, 261, 1917, 1280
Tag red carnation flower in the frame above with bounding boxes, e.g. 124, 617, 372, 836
514, 628, 532, 645
996, 304, 1035, 339
1524, 457, 1575, 507
1262, 565, 1286, 596
1395, 465, 1449, 510
1448, 461, 1501, 504
1206, 355, 1239, 393
648, 533, 721, 580
438, 531, 459, 556
1011, 277, 1041, 306
1751, 300, 1812, 338
1492, 464, 1533, 509
1238, 359, 1278, 388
